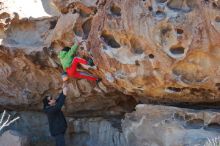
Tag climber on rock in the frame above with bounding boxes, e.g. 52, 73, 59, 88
43, 82, 68, 146
58, 38, 101, 83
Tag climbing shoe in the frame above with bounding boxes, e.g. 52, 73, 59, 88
87, 58, 95, 66
96, 78, 102, 84
88, 66, 97, 70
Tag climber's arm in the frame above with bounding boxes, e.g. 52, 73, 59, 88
66, 38, 82, 58
43, 92, 66, 113
43, 83, 68, 113
66, 43, 79, 58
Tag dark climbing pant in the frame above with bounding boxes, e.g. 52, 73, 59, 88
55, 134, 65, 146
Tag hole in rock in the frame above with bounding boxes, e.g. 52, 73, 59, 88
213, 2, 217, 7
73, 24, 83, 37
184, 114, 192, 121
101, 32, 121, 48
156, 10, 164, 15
79, 9, 90, 18
108, 95, 138, 132
212, 2, 219, 9
148, 54, 155, 59
215, 83, 220, 87
3, 24, 9, 28
130, 38, 144, 54
167, 0, 182, 10
5, 18, 11, 23
161, 27, 172, 36
156, 0, 168, 3
110, 4, 121, 17
148, 6, 153, 11
82, 18, 92, 39
49, 20, 57, 30
176, 28, 184, 34
215, 16, 220, 22
170, 46, 185, 55
204, 0, 209, 4
204, 123, 220, 132
72, 9, 77, 14
166, 87, 182, 92
190, 88, 201, 93
173, 113, 184, 121
155, 10, 166, 20
91, 7, 98, 15
185, 119, 204, 129
61, 8, 69, 14
135, 60, 140, 66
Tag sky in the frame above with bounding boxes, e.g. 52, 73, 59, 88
1, 0, 52, 18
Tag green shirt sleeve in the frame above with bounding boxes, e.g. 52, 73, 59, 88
66, 43, 79, 58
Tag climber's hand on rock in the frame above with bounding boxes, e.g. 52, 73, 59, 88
74, 37, 84, 46
74, 37, 79, 45
78, 40, 86, 46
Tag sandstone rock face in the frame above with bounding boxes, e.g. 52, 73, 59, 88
0, 0, 137, 115
0, 130, 29, 146
85, 0, 220, 103
67, 118, 126, 146
10, 111, 127, 146
7, 107, 220, 146
1, 1, 220, 145
122, 104, 220, 146
0, 0, 220, 110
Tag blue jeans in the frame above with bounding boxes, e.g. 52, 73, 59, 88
55, 134, 65, 146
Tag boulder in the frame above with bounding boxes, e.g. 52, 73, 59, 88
122, 104, 220, 146
0, 0, 220, 112
0, 130, 29, 146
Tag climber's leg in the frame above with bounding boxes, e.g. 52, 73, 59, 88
72, 71, 98, 81
72, 57, 88, 67
66, 57, 88, 76
81, 57, 97, 70
55, 134, 65, 146
80, 57, 97, 70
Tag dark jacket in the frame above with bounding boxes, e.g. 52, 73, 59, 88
43, 92, 67, 136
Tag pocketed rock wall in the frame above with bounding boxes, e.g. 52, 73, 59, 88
1, 1, 220, 145
84, 0, 220, 103
0, 0, 220, 113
